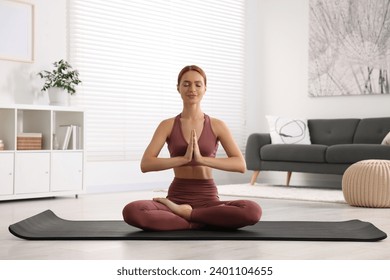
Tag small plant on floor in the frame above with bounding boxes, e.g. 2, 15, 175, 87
37, 59, 82, 95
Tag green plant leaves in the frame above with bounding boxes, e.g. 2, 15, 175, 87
37, 59, 82, 95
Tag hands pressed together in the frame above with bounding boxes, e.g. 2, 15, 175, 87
183, 129, 203, 164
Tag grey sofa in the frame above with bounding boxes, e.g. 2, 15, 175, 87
245, 117, 390, 186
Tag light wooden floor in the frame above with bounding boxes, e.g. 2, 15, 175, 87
1, 189, 390, 260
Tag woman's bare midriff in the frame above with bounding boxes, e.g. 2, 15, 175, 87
173, 165, 213, 179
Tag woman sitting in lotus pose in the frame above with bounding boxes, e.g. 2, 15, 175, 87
122, 65, 262, 231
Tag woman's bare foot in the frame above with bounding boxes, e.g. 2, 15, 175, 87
153, 197, 192, 220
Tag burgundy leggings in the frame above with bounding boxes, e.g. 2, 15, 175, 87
122, 178, 262, 231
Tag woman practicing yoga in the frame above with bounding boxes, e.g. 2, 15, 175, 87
122, 65, 262, 231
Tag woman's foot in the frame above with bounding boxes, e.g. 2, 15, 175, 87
153, 197, 192, 220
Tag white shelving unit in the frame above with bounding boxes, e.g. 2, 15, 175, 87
0, 104, 85, 201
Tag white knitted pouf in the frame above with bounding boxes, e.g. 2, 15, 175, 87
342, 160, 390, 208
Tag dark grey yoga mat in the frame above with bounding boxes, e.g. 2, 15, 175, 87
9, 210, 387, 241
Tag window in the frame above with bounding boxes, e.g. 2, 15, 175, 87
69, 0, 247, 161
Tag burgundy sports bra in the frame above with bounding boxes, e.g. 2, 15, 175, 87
167, 114, 219, 165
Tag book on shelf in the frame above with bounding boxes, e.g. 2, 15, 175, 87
59, 125, 82, 150
17, 132, 43, 150
61, 126, 72, 150
17, 133, 42, 138
71, 125, 82, 150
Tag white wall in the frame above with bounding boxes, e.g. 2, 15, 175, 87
254, 0, 390, 127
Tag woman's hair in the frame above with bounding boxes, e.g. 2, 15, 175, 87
177, 65, 207, 86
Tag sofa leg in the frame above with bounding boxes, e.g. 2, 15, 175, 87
286, 171, 292, 186
250, 170, 260, 185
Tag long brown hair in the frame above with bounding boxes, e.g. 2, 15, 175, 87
177, 65, 207, 86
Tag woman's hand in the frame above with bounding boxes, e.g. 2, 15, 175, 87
183, 129, 194, 163
182, 129, 203, 165
192, 129, 204, 164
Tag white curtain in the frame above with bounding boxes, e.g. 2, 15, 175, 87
69, 0, 247, 161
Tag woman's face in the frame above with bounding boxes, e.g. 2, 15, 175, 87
177, 70, 206, 104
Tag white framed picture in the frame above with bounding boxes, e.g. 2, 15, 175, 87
0, 0, 34, 62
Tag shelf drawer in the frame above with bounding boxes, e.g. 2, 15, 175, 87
15, 152, 50, 194
51, 152, 83, 191
0, 153, 14, 195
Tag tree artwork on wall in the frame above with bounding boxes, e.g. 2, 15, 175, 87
309, 0, 390, 97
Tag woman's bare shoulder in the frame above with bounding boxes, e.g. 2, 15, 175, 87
209, 117, 227, 129
209, 116, 230, 136
160, 117, 175, 126
156, 117, 176, 134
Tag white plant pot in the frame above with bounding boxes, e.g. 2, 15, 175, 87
48, 87, 69, 106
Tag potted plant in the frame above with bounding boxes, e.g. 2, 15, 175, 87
38, 59, 82, 106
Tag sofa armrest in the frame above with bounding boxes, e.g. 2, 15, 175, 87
245, 133, 271, 170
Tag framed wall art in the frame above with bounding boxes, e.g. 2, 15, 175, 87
0, 0, 34, 62
309, 0, 390, 96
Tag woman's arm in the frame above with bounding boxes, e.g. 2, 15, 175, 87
140, 119, 193, 172
193, 118, 246, 173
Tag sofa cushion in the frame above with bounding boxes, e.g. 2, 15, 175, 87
326, 144, 390, 163
266, 115, 311, 144
308, 119, 360, 145
261, 144, 327, 163
353, 117, 390, 144
382, 131, 390, 145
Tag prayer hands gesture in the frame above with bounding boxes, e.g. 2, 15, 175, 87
184, 129, 203, 164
